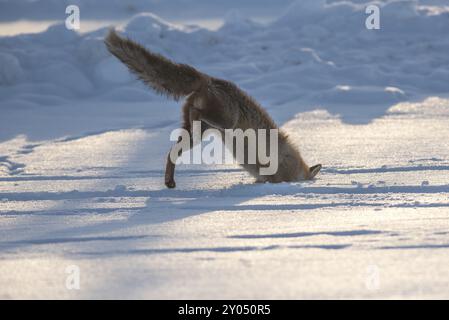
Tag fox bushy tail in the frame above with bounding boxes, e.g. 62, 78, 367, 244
104, 29, 205, 100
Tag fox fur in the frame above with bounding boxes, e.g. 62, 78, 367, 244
104, 29, 321, 188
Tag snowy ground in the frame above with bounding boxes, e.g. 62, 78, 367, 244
1, 0, 449, 299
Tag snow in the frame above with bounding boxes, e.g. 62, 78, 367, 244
1, 0, 449, 299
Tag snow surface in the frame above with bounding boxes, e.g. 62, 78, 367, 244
1, 0, 449, 299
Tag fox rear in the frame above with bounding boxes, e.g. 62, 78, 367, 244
104, 29, 321, 188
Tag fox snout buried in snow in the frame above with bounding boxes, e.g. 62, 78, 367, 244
104, 29, 321, 188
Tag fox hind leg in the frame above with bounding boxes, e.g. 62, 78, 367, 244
164, 94, 237, 188
164, 102, 210, 188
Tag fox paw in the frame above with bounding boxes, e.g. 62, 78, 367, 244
165, 179, 176, 189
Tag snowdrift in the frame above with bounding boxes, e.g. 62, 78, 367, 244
0, 0, 448, 120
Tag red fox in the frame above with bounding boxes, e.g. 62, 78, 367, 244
104, 29, 321, 188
